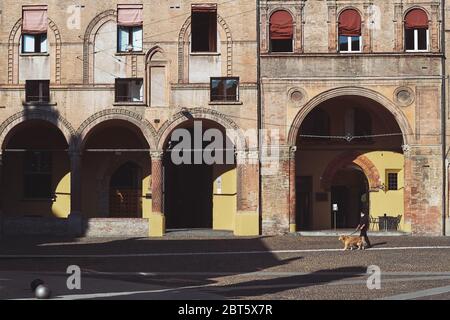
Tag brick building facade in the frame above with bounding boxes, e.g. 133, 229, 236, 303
0, 0, 448, 237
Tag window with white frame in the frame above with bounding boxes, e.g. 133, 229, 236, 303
338, 9, 362, 53
22, 33, 48, 53
117, 4, 143, 52
404, 9, 429, 52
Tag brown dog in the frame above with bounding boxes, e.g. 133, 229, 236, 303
339, 235, 366, 251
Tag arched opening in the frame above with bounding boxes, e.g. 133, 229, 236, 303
109, 162, 142, 218
330, 166, 369, 229
81, 119, 150, 218
1, 120, 70, 218
295, 95, 405, 231
163, 119, 236, 230
269, 10, 293, 53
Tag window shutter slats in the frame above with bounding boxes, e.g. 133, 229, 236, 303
117, 4, 143, 27
405, 9, 429, 29
270, 11, 293, 40
22, 5, 48, 34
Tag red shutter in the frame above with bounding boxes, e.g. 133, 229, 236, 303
270, 11, 293, 40
338, 9, 361, 36
405, 9, 428, 29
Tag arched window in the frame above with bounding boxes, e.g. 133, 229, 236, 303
404, 8, 429, 52
269, 10, 293, 53
300, 109, 330, 138
338, 9, 362, 53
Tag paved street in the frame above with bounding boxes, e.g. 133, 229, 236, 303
1, 234, 450, 300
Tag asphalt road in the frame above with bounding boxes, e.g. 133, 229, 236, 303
1, 234, 450, 300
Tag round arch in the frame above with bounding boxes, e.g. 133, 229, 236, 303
287, 87, 413, 147
321, 152, 382, 191
76, 109, 157, 150
8, 18, 62, 84
0, 110, 75, 150
82, 9, 117, 84
156, 108, 245, 151
337, 6, 363, 19
177, 14, 233, 83
403, 6, 431, 21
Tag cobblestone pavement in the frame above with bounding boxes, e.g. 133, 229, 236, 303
1, 234, 450, 300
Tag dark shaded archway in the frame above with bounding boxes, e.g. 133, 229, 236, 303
163, 119, 236, 230
1, 120, 70, 218
294, 94, 404, 231
331, 166, 369, 228
80, 119, 150, 218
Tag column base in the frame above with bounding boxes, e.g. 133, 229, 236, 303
148, 213, 165, 237
68, 211, 83, 237
289, 224, 297, 233
446, 218, 450, 236
234, 211, 259, 236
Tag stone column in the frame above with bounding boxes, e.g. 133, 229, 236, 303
149, 151, 165, 237
235, 150, 260, 236
430, 4, 440, 52
394, 2, 403, 52
260, 3, 269, 53
68, 151, 83, 236
0, 152, 3, 238
288, 146, 297, 233
294, 3, 305, 53
363, 2, 373, 53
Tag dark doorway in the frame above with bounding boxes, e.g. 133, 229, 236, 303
331, 167, 368, 228
163, 122, 226, 230
164, 161, 213, 229
109, 162, 141, 218
296, 176, 312, 231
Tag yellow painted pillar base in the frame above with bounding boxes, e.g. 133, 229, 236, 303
289, 224, 297, 233
401, 221, 412, 233
148, 213, 165, 237
234, 211, 260, 236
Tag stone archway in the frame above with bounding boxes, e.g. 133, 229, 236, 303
82, 10, 117, 84
156, 107, 245, 151
76, 109, 157, 151
0, 110, 75, 150
289, 88, 408, 232
321, 152, 382, 191
287, 87, 414, 147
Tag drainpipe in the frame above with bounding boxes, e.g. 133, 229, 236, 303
441, 0, 447, 236
256, 0, 263, 234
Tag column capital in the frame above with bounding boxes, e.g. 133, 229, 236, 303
151, 151, 164, 161
289, 146, 297, 159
